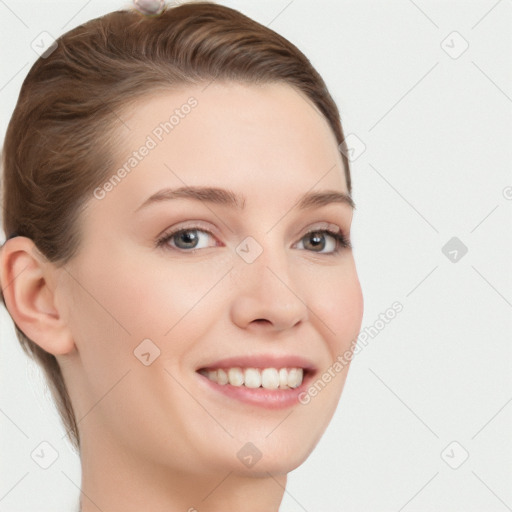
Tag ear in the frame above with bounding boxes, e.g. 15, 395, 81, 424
0, 236, 76, 355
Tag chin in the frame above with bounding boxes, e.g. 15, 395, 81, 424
232, 451, 311, 477
233, 431, 321, 477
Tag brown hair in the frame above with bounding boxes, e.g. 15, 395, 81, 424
0, 1, 351, 452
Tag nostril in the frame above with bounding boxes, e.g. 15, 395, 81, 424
253, 319, 271, 324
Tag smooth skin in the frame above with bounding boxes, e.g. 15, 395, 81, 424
0, 82, 364, 512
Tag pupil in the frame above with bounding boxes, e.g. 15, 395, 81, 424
178, 230, 198, 248
307, 231, 325, 251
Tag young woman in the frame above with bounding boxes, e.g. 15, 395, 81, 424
0, 2, 363, 510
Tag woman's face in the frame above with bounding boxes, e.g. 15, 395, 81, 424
58, 82, 363, 476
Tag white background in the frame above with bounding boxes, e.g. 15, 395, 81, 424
1, 1, 511, 511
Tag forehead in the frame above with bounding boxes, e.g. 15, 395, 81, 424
99, 82, 348, 214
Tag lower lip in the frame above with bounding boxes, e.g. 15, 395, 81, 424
197, 372, 312, 409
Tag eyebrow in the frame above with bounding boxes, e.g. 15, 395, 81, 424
134, 186, 355, 213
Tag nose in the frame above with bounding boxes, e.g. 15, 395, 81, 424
229, 241, 309, 333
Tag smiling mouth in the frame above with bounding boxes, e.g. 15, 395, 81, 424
197, 367, 305, 390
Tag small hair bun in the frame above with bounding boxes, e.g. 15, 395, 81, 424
133, 0, 165, 16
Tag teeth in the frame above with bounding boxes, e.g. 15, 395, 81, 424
200, 367, 304, 389
217, 368, 228, 385
279, 368, 288, 388
287, 368, 303, 389
261, 368, 280, 389
228, 367, 244, 387
244, 368, 262, 388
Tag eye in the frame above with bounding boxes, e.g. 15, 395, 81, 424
156, 227, 217, 251
156, 225, 351, 254
295, 229, 351, 255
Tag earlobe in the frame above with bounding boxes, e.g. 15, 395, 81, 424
0, 237, 75, 356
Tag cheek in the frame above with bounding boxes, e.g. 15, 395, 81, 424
117, 255, 232, 336
308, 262, 364, 358
72, 247, 227, 334
73, 253, 234, 380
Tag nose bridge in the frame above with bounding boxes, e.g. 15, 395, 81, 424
229, 231, 309, 330
239, 229, 292, 286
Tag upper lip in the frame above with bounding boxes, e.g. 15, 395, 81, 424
197, 354, 317, 373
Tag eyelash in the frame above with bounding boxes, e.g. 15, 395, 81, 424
156, 225, 352, 255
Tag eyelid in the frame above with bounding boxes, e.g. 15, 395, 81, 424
156, 220, 219, 241
299, 221, 343, 236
